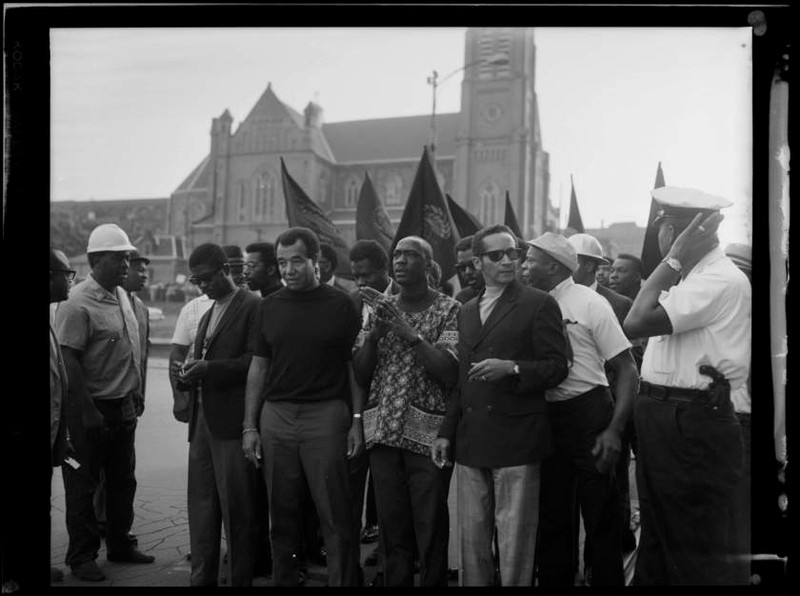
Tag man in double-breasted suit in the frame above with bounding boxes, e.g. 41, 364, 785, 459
432, 224, 569, 586
171, 243, 261, 587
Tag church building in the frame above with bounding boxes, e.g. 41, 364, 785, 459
168, 27, 558, 250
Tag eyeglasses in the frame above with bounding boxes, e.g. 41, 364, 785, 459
51, 269, 76, 281
188, 266, 222, 286
480, 248, 522, 262
455, 263, 476, 274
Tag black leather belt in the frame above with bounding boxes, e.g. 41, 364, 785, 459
640, 381, 710, 404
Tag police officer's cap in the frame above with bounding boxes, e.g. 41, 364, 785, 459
651, 186, 732, 225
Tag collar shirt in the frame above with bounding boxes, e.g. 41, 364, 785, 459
479, 284, 505, 324
171, 294, 213, 350
641, 247, 751, 390
589, 280, 598, 291
325, 275, 337, 287
55, 274, 142, 401
200, 289, 236, 359
546, 277, 631, 402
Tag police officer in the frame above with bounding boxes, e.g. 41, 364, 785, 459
624, 187, 751, 585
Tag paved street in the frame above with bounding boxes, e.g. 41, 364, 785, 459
50, 356, 638, 587
49, 357, 384, 587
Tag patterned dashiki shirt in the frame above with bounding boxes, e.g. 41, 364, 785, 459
359, 292, 459, 456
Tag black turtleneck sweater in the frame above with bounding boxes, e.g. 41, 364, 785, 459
253, 283, 360, 403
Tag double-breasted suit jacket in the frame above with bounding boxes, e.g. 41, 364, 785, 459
187, 288, 261, 443
439, 280, 569, 469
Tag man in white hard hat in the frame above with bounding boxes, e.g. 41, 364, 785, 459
624, 187, 750, 585
54, 224, 155, 582
568, 233, 639, 564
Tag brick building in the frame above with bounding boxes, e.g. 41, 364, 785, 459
169, 27, 559, 251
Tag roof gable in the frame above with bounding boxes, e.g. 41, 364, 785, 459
233, 83, 304, 139
321, 112, 459, 163
174, 155, 210, 193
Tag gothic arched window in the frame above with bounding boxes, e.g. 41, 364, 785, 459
384, 172, 403, 206
238, 181, 247, 222
478, 180, 501, 224
344, 176, 360, 208
254, 170, 283, 222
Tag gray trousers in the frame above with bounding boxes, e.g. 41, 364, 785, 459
457, 462, 541, 586
260, 399, 358, 587
188, 402, 257, 587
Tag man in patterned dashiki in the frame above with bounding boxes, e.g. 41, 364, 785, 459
352, 235, 460, 586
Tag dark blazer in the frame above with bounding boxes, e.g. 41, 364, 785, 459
188, 288, 261, 442
454, 285, 480, 305
439, 280, 569, 468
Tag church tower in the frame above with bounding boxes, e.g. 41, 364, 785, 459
453, 27, 551, 238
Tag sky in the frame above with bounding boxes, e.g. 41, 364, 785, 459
50, 26, 752, 245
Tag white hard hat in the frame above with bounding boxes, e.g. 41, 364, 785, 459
86, 223, 136, 254
568, 233, 606, 262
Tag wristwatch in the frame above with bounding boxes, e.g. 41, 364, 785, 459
512, 363, 520, 375
662, 256, 683, 273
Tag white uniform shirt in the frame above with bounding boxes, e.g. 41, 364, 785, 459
547, 277, 632, 402
171, 294, 213, 352
641, 247, 751, 391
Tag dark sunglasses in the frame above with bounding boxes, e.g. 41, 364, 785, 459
455, 263, 476, 273
188, 265, 223, 286
51, 269, 76, 281
480, 248, 522, 262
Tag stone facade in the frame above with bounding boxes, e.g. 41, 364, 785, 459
171, 27, 558, 252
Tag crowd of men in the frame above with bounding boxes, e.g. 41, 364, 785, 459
46, 185, 753, 587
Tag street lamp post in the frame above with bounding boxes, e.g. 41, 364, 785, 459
427, 52, 510, 160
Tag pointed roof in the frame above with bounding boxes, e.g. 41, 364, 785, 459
234, 83, 304, 136
174, 154, 211, 193
322, 113, 460, 163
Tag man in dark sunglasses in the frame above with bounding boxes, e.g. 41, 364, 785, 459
432, 224, 569, 586
453, 235, 484, 304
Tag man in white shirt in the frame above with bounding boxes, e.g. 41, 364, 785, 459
624, 187, 750, 585
524, 232, 638, 587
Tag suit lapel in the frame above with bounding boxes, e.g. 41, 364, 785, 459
202, 288, 244, 356
475, 283, 518, 345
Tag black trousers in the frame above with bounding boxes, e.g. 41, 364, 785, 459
633, 391, 743, 585
368, 445, 452, 587
537, 387, 624, 586
62, 398, 138, 568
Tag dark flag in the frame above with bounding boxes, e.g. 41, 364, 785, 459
392, 147, 460, 282
280, 157, 352, 278
504, 190, 523, 238
356, 172, 395, 256
567, 175, 585, 233
446, 193, 483, 238
640, 162, 666, 278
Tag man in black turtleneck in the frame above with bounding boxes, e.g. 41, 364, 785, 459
242, 227, 364, 587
